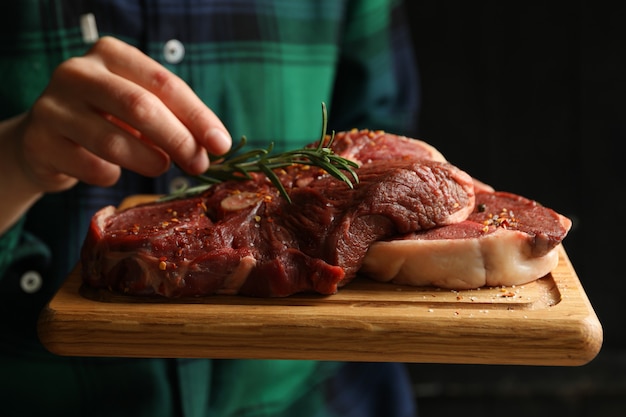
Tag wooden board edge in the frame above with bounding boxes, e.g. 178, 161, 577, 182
36, 246, 603, 366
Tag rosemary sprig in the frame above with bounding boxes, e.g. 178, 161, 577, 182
160, 103, 359, 203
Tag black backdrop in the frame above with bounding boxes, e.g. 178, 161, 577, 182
404, 2, 626, 415
406, 1, 625, 349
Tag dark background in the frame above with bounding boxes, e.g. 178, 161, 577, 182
404, 2, 625, 416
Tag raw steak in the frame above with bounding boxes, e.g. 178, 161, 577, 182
81, 132, 476, 297
329, 129, 495, 194
360, 191, 572, 289
329, 129, 446, 164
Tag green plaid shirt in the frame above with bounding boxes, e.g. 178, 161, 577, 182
0, 1, 419, 416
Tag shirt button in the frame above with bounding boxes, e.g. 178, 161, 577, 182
20, 271, 43, 294
169, 176, 191, 194
164, 39, 185, 64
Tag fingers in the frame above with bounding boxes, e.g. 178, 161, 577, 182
19, 111, 122, 191
36, 137, 123, 189
82, 68, 210, 174
35, 91, 171, 178
20, 36, 233, 193
86, 37, 232, 172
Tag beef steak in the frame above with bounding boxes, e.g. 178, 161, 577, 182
328, 129, 446, 164
81, 131, 475, 297
360, 191, 572, 289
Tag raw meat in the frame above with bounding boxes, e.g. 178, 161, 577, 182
360, 191, 572, 289
81, 132, 476, 297
81, 129, 572, 296
329, 129, 446, 164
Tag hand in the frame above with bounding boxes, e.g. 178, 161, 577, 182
13, 36, 232, 193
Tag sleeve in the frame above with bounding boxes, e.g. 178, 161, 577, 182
0, 218, 26, 281
329, 0, 420, 136
0, 217, 52, 285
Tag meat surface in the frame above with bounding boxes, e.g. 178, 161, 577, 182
360, 191, 572, 289
81, 131, 475, 297
81, 129, 572, 296
329, 129, 447, 164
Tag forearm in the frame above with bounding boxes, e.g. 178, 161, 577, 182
0, 114, 44, 235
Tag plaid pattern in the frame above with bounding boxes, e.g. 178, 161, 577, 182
0, 1, 419, 416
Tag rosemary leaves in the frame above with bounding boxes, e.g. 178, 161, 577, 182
160, 103, 359, 203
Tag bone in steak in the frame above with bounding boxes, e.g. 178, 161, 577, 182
81, 131, 475, 297
360, 191, 572, 289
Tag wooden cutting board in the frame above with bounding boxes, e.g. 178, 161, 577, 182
37, 196, 603, 366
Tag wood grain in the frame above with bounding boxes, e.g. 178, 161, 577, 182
37, 246, 602, 365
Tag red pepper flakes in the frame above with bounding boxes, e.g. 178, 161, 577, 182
481, 207, 519, 232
